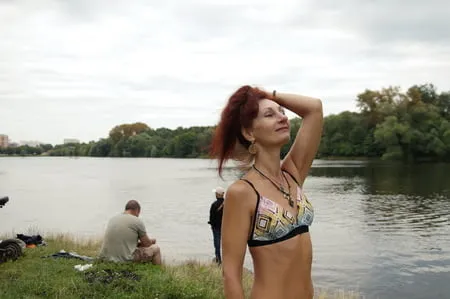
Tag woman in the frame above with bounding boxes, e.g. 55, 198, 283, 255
210, 86, 323, 299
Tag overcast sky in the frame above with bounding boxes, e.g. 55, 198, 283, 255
1, 0, 449, 144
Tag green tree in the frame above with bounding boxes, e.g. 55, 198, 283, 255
374, 116, 411, 161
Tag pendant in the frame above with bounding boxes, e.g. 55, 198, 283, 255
283, 193, 294, 207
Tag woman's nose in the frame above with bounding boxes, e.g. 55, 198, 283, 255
279, 113, 288, 122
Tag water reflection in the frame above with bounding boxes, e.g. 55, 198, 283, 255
310, 160, 450, 232
310, 160, 450, 299
311, 160, 450, 196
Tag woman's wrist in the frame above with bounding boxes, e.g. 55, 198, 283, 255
269, 90, 322, 115
266, 89, 279, 103
270, 89, 286, 105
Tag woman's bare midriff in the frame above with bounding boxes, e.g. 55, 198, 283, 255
249, 233, 313, 299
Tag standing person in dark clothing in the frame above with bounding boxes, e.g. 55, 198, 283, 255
208, 186, 225, 264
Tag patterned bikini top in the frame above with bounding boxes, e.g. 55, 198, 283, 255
242, 171, 314, 247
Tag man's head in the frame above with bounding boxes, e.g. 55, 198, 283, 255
213, 186, 225, 199
125, 200, 141, 217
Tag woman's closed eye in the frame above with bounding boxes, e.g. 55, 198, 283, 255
263, 107, 278, 117
264, 108, 285, 117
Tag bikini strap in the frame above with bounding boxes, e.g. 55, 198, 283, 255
240, 179, 259, 196
282, 169, 300, 186
240, 179, 260, 241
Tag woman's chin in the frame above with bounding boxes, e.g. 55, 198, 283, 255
272, 136, 291, 147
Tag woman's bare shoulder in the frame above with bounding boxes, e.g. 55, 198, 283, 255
225, 179, 258, 209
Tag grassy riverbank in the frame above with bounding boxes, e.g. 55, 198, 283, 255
0, 234, 360, 299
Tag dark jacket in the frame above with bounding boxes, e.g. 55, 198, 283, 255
208, 198, 224, 230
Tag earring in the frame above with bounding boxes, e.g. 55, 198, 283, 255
248, 140, 257, 155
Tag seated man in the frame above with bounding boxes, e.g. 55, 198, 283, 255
98, 200, 161, 264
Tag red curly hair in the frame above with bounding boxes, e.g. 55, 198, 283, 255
210, 85, 269, 176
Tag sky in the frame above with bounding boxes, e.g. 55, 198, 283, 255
1, 0, 449, 145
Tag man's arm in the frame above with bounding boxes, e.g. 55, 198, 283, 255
209, 202, 216, 225
136, 218, 155, 247
138, 234, 154, 247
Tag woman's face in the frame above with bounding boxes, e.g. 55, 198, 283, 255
250, 99, 290, 148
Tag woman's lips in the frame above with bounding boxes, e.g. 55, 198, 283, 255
276, 127, 289, 132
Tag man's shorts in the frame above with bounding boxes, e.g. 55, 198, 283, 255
132, 244, 159, 262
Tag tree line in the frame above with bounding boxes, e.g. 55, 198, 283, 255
1, 83, 449, 162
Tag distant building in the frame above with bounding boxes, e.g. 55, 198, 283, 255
64, 138, 80, 144
0, 134, 9, 148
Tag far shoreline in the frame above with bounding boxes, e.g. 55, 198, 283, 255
2, 155, 448, 165
0, 154, 375, 161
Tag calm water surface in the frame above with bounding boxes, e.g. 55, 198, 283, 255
0, 157, 449, 299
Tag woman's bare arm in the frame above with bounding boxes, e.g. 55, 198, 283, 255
275, 92, 323, 185
222, 180, 254, 299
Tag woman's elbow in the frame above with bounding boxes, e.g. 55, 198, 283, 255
222, 266, 242, 289
313, 98, 323, 113
223, 272, 244, 299
222, 266, 241, 283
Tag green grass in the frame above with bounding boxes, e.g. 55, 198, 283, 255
0, 234, 361, 299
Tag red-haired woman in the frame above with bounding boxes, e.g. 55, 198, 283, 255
210, 86, 323, 299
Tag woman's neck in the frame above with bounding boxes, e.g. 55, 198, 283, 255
253, 147, 282, 179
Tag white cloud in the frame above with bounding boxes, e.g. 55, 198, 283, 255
0, 0, 449, 144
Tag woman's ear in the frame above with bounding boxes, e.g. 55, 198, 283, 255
241, 127, 254, 144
